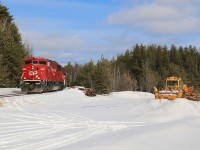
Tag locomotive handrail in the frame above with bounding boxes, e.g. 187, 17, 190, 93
62, 75, 66, 85
41, 72, 47, 85
41, 72, 47, 80
21, 72, 25, 79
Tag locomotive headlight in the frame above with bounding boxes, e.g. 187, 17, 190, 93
36, 75, 40, 80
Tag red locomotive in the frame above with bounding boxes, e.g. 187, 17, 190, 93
20, 57, 66, 93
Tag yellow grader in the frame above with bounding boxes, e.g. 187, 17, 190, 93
154, 76, 200, 101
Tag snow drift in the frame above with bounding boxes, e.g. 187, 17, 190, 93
0, 88, 200, 150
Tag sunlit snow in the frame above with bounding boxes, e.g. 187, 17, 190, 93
0, 88, 200, 150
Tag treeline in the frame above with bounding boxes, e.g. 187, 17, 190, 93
64, 44, 200, 94
1, 2, 200, 92
0, 2, 30, 87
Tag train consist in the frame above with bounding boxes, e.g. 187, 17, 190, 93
20, 57, 66, 93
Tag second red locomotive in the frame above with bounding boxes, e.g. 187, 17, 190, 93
20, 57, 66, 93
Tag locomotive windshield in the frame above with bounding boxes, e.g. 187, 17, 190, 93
33, 60, 38, 64
167, 81, 178, 86
39, 61, 47, 65
25, 60, 31, 64
25, 60, 46, 65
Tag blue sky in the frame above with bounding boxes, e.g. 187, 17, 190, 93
2, 0, 200, 65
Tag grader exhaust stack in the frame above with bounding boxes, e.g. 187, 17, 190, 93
154, 76, 200, 101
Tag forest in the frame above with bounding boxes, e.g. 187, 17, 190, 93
64, 44, 200, 94
0, 2, 200, 94
0, 2, 30, 87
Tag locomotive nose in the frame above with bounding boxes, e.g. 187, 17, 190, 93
29, 71, 34, 75
26, 65, 39, 79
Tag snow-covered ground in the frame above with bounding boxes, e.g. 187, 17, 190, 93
0, 88, 200, 150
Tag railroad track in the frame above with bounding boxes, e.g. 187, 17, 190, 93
0, 93, 26, 98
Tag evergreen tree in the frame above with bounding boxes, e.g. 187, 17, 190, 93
114, 44, 200, 92
169, 44, 181, 65
0, 3, 28, 87
92, 56, 111, 94
62, 44, 200, 94
75, 60, 94, 88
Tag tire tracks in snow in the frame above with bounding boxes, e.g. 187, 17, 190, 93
0, 110, 146, 150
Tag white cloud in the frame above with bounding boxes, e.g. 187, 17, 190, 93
60, 53, 79, 57
6, 0, 200, 64
21, 30, 129, 64
22, 31, 86, 51
107, 0, 200, 35
146, 17, 200, 34
21, 30, 89, 63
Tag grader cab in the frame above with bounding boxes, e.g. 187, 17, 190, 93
154, 76, 199, 101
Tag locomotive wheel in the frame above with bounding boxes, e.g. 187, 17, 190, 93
30, 83, 35, 90
58, 84, 62, 91
22, 87, 30, 94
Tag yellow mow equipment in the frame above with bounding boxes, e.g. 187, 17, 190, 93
154, 76, 200, 101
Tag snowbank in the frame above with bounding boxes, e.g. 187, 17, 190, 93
0, 88, 200, 150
